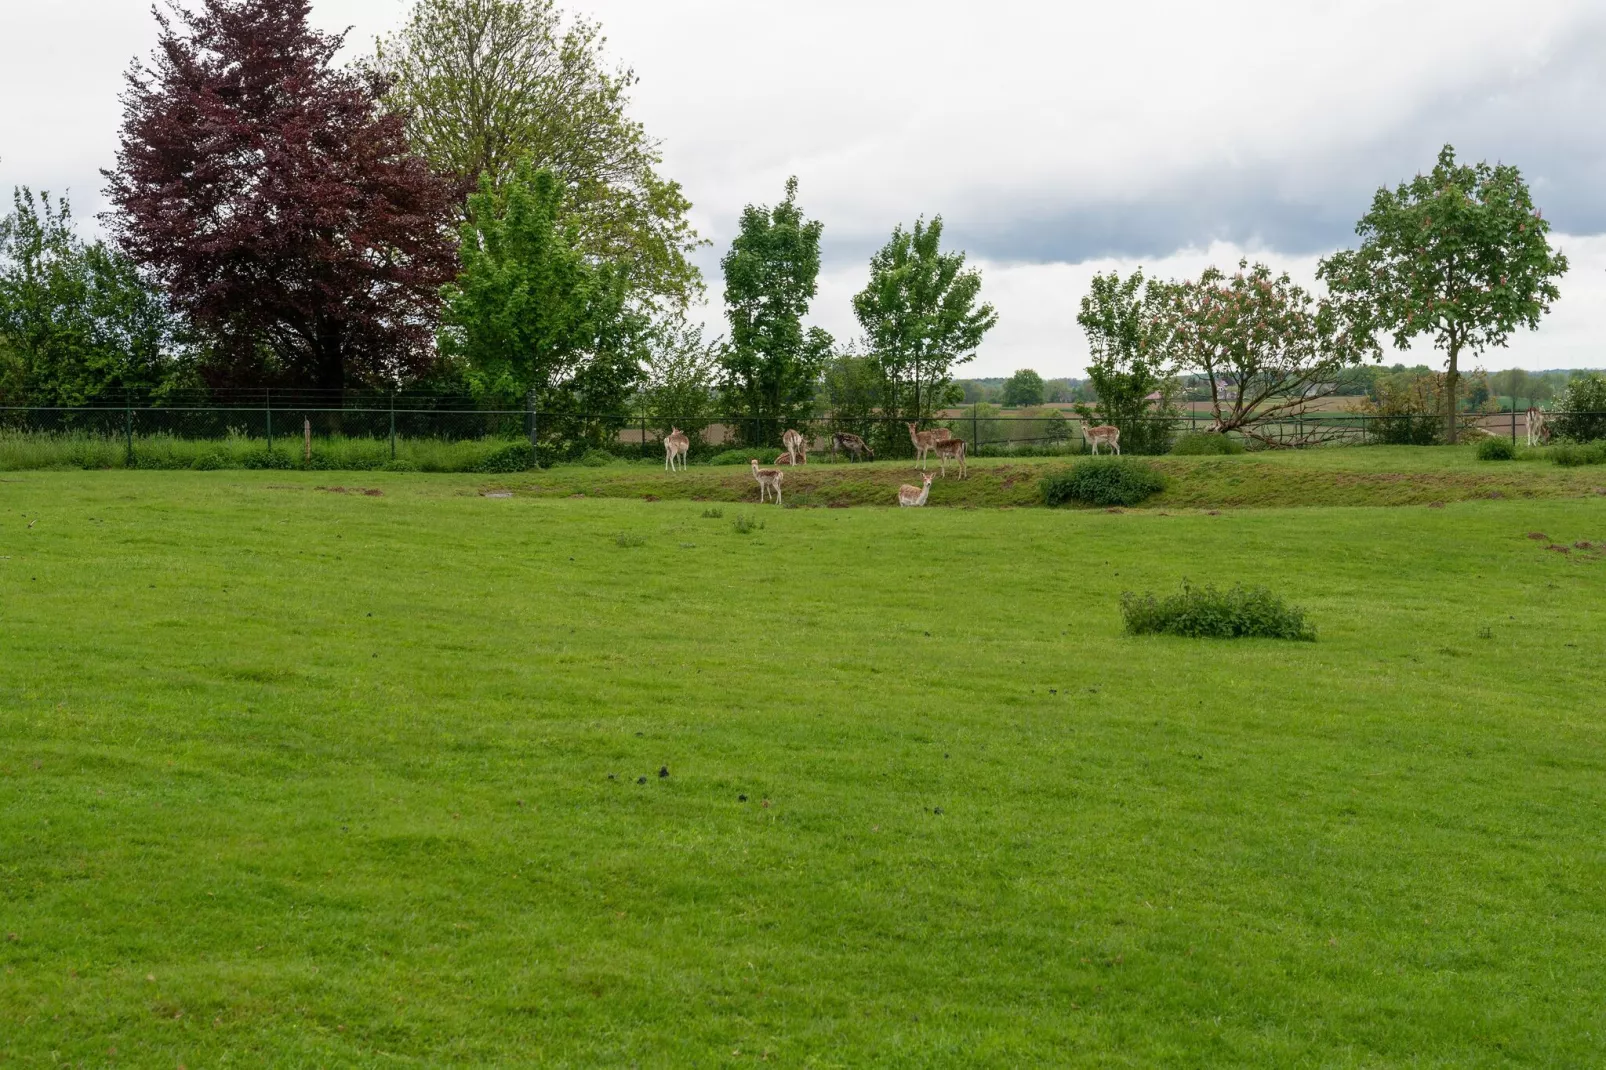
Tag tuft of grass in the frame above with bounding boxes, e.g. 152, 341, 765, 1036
1477, 436, 1518, 461
1171, 432, 1247, 456
700, 506, 724, 518
614, 531, 646, 548
1121, 581, 1316, 640
1041, 457, 1165, 507
731, 513, 764, 534
1549, 441, 1606, 467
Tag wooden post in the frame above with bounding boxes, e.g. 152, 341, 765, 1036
303, 418, 312, 465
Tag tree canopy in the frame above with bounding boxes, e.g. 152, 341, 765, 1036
1075, 269, 1175, 453
1002, 369, 1045, 407
376, 0, 703, 311
104, 0, 457, 397
1318, 144, 1568, 443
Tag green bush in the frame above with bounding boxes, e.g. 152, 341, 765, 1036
189, 450, 227, 470
1040, 458, 1165, 507
382, 459, 420, 472
731, 513, 764, 534
476, 442, 536, 473
1550, 441, 1606, 467
1550, 373, 1606, 443
709, 448, 783, 466
1170, 432, 1246, 456
1121, 582, 1316, 641
578, 448, 615, 467
1476, 436, 1517, 461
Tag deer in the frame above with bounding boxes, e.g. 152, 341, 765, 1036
831, 431, 874, 463
663, 427, 690, 471
933, 437, 967, 479
1079, 420, 1121, 455
1525, 407, 1549, 447
907, 422, 945, 469
781, 428, 807, 465
772, 451, 800, 465
898, 472, 934, 507
750, 459, 783, 505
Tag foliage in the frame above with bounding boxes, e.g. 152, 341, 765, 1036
718, 178, 832, 445
708, 447, 784, 466
952, 403, 1069, 450
819, 349, 881, 441
1170, 432, 1246, 456
1002, 369, 1045, 407
730, 512, 764, 534
1318, 144, 1569, 443
1040, 458, 1164, 507
105, 0, 457, 396
1352, 369, 1490, 445
699, 506, 723, 518
0, 188, 184, 406
1166, 259, 1377, 445
852, 216, 997, 430
1550, 372, 1606, 443
1549, 442, 1606, 467
0, 431, 540, 472
374, 0, 703, 310
1476, 436, 1517, 461
1120, 582, 1316, 641
641, 319, 720, 450
1076, 270, 1177, 454
477, 441, 537, 472
441, 161, 642, 454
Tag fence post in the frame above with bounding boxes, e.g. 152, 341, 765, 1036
265, 388, 273, 453
526, 387, 539, 468
1511, 408, 1517, 444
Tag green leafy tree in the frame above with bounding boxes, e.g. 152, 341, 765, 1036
376, 0, 703, 310
641, 319, 719, 451
1318, 145, 1568, 443
1551, 372, 1606, 443
1002, 368, 1045, 407
852, 215, 997, 431
0, 188, 182, 406
440, 161, 642, 452
819, 347, 882, 440
718, 177, 832, 445
1075, 269, 1176, 454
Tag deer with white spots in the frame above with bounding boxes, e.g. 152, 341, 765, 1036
1080, 421, 1121, 455
898, 472, 934, 507
750, 459, 784, 505
663, 427, 690, 471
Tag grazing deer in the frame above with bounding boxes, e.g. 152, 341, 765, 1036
1526, 408, 1549, 447
898, 472, 934, 507
933, 437, 967, 479
750, 459, 783, 505
663, 427, 690, 471
781, 428, 807, 465
907, 422, 944, 469
1079, 421, 1121, 455
831, 431, 874, 462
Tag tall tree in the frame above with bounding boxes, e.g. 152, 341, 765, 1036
1167, 260, 1376, 445
641, 319, 720, 451
375, 0, 702, 310
1075, 269, 1176, 454
852, 216, 997, 426
104, 0, 457, 398
440, 161, 641, 449
0, 188, 183, 406
1002, 369, 1045, 407
719, 177, 832, 444
1318, 145, 1568, 443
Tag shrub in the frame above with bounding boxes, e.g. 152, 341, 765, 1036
614, 531, 646, 547
382, 458, 420, 472
1550, 441, 1606, 467
1121, 582, 1316, 641
1550, 373, 1606, 443
1477, 436, 1517, 461
579, 448, 615, 467
476, 442, 536, 473
700, 507, 724, 519
1170, 432, 1245, 456
709, 448, 783, 466
242, 450, 295, 470
189, 449, 227, 470
731, 513, 764, 534
1040, 458, 1164, 507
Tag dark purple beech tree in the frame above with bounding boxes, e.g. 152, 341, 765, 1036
104, 0, 458, 396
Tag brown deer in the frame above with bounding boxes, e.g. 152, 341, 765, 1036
907, 422, 944, 469
750, 459, 784, 505
663, 427, 690, 471
898, 472, 934, 507
772, 451, 800, 465
933, 437, 967, 479
831, 431, 874, 462
781, 428, 807, 465
1079, 420, 1121, 455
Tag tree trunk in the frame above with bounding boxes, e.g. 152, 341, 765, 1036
1444, 338, 1460, 445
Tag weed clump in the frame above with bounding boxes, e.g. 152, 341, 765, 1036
701, 507, 724, 519
710, 448, 784, 466
731, 514, 764, 534
1550, 441, 1606, 467
614, 532, 646, 548
1477, 437, 1517, 461
475, 443, 536, 473
1121, 582, 1315, 641
1170, 432, 1246, 456
1041, 458, 1164, 507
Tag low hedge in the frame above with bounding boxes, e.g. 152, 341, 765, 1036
1040, 458, 1165, 507
1121, 582, 1316, 641
1171, 432, 1246, 456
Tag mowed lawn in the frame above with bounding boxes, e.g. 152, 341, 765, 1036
2, 472, 1604, 1066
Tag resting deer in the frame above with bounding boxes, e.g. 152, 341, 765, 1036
772, 451, 800, 465
1526, 408, 1549, 447
831, 431, 874, 462
933, 437, 967, 479
907, 422, 944, 469
1080, 421, 1121, 455
898, 472, 934, 507
781, 428, 807, 465
750, 459, 783, 505
663, 427, 690, 471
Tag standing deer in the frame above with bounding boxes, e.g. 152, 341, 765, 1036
663, 427, 690, 471
750, 459, 783, 505
933, 437, 967, 479
831, 431, 874, 462
1079, 421, 1121, 455
898, 472, 934, 507
781, 428, 807, 465
1525, 408, 1549, 447
907, 422, 944, 469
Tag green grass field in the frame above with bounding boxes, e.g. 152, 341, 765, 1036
3, 464, 1605, 1065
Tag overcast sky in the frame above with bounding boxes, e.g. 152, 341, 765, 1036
2, 0, 1602, 376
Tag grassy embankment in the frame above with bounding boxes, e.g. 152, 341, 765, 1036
2, 471, 1604, 1064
